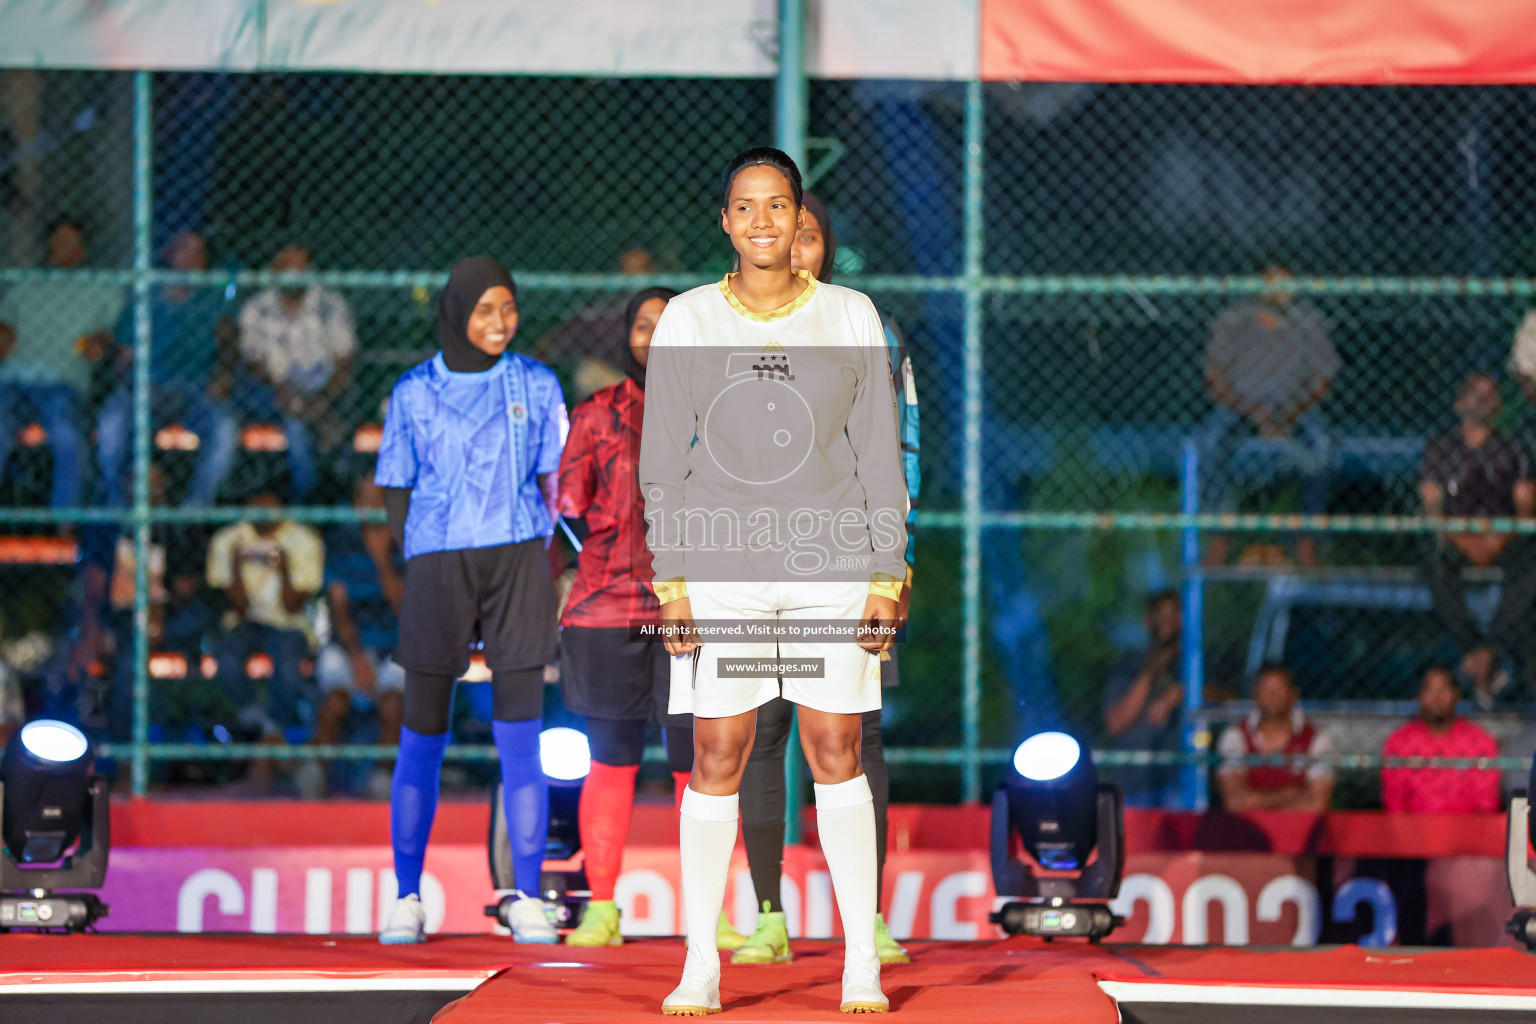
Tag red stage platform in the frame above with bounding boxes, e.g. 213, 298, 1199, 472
0, 933, 509, 1024
7, 933, 1536, 1024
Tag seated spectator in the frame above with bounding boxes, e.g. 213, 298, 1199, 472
83, 466, 215, 740
0, 217, 122, 508
98, 230, 238, 507
313, 477, 405, 796
1381, 665, 1501, 814
236, 243, 356, 499
1199, 264, 1338, 565
0, 658, 19, 748
1103, 589, 1184, 807
1420, 373, 1536, 705
1217, 663, 1334, 812
207, 485, 323, 748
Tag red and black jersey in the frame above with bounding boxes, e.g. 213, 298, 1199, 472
558, 378, 658, 628
1236, 719, 1318, 793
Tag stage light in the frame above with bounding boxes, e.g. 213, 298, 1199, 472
3, 721, 91, 864
539, 727, 591, 782
1013, 731, 1081, 783
1, 719, 111, 932
1504, 756, 1536, 949
17, 721, 90, 765
990, 730, 1123, 942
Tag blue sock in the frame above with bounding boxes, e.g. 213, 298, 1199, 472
493, 719, 549, 895
390, 726, 450, 898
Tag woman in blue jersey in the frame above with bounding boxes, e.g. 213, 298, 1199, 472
373, 256, 567, 945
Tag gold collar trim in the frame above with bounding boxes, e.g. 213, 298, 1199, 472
718, 269, 818, 323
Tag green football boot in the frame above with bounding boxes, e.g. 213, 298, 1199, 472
717, 911, 748, 950
874, 913, 910, 964
730, 901, 793, 964
565, 899, 623, 947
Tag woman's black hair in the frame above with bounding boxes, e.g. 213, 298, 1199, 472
721, 146, 803, 209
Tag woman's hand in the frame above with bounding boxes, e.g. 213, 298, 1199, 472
857, 594, 898, 652
661, 596, 701, 656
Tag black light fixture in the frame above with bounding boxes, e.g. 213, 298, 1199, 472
487, 727, 590, 931
0, 720, 110, 932
1504, 756, 1536, 950
989, 731, 1124, 941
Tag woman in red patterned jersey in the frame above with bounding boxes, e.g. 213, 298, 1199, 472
557, 288, 745, 951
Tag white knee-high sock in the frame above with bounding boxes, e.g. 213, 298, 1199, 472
679, 787, 739, 971
815, 775, 877, 961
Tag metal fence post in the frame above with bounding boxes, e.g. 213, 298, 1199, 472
130, 70, 154, 796
961, 79, 985, 803
777, 0, 808, 844
775, 0, 807, 168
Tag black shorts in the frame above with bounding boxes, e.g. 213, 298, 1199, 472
881, 646, 900, 688
395, 539, 557, 676
559, 626, 688, 729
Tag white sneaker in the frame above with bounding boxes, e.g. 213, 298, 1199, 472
662, 947, 722, 1017
840, 950, 888, 1013
507, 891, 559, 944
379, 893, 425, 945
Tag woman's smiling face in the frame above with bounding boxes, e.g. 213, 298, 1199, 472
466, 286, 518, 357
721, 163, 802, 271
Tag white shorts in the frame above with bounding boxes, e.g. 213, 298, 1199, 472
667, 580, 882, 719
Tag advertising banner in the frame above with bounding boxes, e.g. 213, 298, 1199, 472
0, 0, 976, 79
9, 1, 1531, 84
100, 841, 1517, 947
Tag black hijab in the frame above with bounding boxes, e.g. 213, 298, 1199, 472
437, 256, 517, 373
801, 192, 838, 284
622, 286, 678, 390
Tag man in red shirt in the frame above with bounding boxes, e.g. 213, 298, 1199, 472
1217, 663, 1334, 812
1381, 665, 1501, 814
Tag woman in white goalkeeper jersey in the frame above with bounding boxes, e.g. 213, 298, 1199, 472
640, 146, 906, 1016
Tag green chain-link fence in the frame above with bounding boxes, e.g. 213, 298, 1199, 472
4, 67, 1536, 808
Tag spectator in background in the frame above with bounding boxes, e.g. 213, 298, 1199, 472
106, 466, 213, 736
1507, 309, 1536, 409
0, 217, 122, 508
1381, 665, 1501, 814
206, 486, 323, 751
1103, 589, 1184, 806
536, 246, 657, 404
313, 477, 405, 797
73, 464, 215, 743
1200, 264, 1338, 565
236, 243, 356, 499
1421, 373, 1536, 705
1217, 663, 1334, 812
98, 230, 238, 507
0, 658, 20, 748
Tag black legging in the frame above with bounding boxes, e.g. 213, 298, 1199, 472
738, 697, 889, 913
586, 715, 694, 774
402, 667, 544, 735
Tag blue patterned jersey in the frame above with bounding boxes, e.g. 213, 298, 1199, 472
375, 352, 567, 560
882, 311, 920, 566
